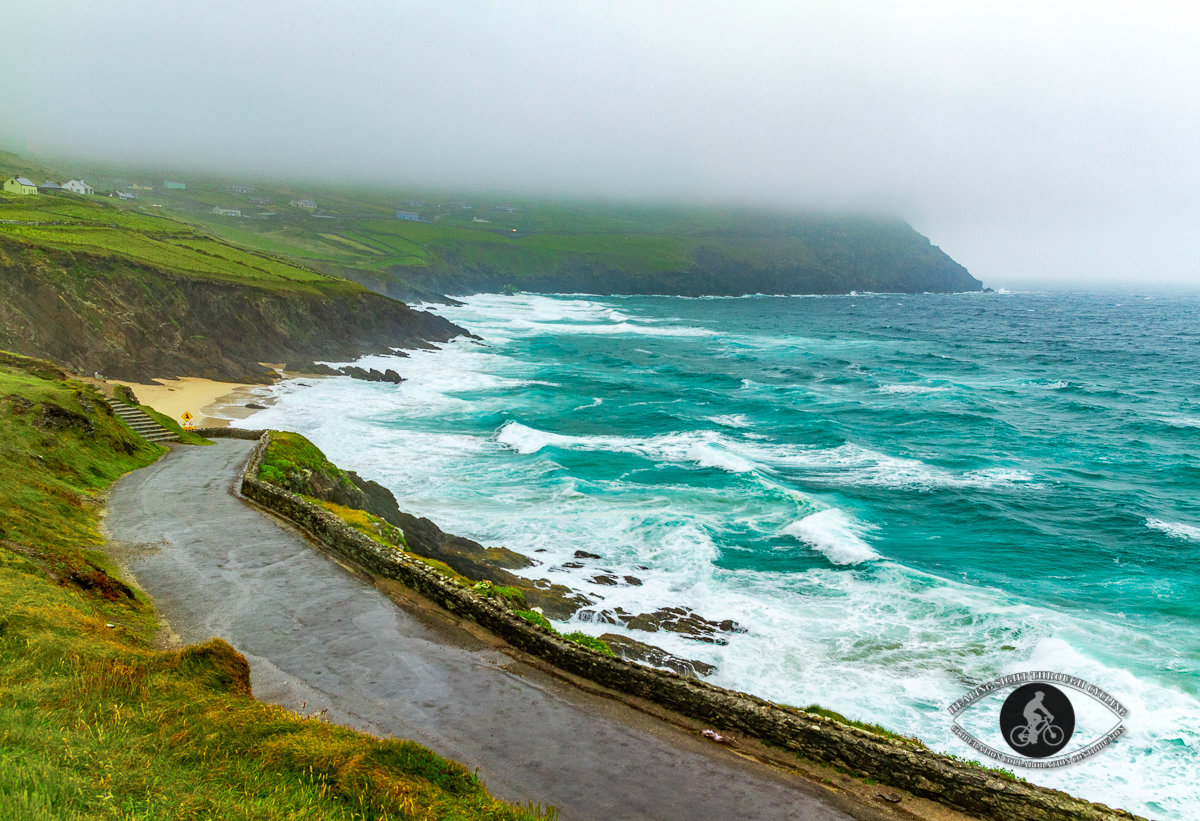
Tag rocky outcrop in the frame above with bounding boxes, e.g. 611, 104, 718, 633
0, 237, 470, 383
599, 633, 716, 678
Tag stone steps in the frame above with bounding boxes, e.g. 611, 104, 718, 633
110, 400, 179, 443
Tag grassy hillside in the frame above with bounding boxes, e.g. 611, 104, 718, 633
0, 350, 550, 821
0, 192, 469, 383
4, 151, 982, 297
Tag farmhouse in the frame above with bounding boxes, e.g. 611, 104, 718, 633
212, 206, 242, 217
38, 181, 63, 192
62, 179, 94, 195
164, 180, 187, 190
249, 196, 272, 207
3, 176, 38, 195
111, 190, 137, 201
228, 184, 256, 194
396, 210, 420, 221
290, 198, 317, 209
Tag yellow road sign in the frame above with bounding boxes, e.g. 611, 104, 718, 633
180, 411, 193, 422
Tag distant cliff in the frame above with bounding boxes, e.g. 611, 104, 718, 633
375, 213, 980, 297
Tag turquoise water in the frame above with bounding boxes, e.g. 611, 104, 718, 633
241, 291, 1200, 818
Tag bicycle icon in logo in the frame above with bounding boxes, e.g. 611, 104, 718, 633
1007, 689, 1065, 749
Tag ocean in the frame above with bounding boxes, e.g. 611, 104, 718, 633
237, 291, 1200, 819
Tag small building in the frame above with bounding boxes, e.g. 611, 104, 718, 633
38, 181, 63, 192
129, 183, 155, 191
448, 200, 473, 209
396, 210, 420, 221
228, 184, 256, 195
62, 179, 94, 195
212, 206, 242, 217
471, 217, 491, 223
111, 190, 137, 201
163, 180, 186, 190
290, 198, 317, 209
3, 176, 38, 195
249, 196, 272, 207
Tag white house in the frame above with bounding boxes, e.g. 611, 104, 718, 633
396, 210, 419, 221
62, 179, 94, 195
112, 190, 137, 201
212, 206, 242, 217
289, 198, 317, 209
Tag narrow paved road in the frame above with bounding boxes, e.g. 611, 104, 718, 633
106, 440, 872, 821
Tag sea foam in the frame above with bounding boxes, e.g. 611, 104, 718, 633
783, 509, 879, 564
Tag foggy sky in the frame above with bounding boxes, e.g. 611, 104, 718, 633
2, 1, 1198, 288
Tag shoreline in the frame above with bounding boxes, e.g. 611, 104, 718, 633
106, 376, 275, 429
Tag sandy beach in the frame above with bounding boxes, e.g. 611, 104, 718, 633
109, 377, 275, 428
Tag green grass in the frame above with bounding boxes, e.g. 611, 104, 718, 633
0, 351, 553, 821
797, 705, 926, 748
0, 196, 360, 296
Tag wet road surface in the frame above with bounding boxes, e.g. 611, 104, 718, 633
105, 440, 870, 821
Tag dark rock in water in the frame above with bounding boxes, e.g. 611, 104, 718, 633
636, 565, 649, 570
561, 561, 585, 569
599, 633, 717, 678
339, 365, 403, 384
534, 548, 548, 553
285, 361, 341, 376
590, 574, 619, 586
620, 606, 745, 644
623, 575, 643, 586
574, 550, 602, 559
245, 403, 267, 410
982, 287, 996, 293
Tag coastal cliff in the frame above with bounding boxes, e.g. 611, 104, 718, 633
0, 236, 468, 383
391, 213, 981, 297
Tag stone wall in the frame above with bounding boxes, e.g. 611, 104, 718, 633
211, 429, 1145, 821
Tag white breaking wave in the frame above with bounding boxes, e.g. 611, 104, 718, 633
707, 413, 752, 428
878, 384, 951, 395
1160, 416, 1200, 429
495, 422, 1038, 491
1046, 380, 1070, 389
1147, 518, 1200, 542
783, 509, 879, 564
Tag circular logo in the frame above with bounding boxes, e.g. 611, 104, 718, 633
1000, 683, 1075, 758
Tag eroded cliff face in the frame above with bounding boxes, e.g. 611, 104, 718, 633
0, 239, 470, 382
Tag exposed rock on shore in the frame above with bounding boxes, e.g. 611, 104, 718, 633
599, 633, 716, 678
579, 606, 744, 644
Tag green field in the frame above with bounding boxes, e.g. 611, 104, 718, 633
0, 351, 550, 821
0, 194, 360, 295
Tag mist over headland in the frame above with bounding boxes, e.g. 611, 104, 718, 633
2, 1, 1197, 288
